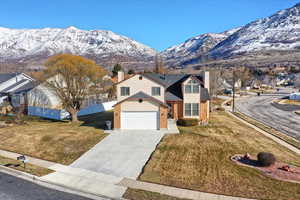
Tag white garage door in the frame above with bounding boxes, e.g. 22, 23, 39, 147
121, 111, 158, 130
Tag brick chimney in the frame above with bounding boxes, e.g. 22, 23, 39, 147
117, 71, 124, 82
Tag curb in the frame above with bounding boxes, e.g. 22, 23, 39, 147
0, 165, 118, 200
222, 98, 300, 155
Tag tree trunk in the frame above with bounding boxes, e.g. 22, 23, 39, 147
69, 109, 79, 122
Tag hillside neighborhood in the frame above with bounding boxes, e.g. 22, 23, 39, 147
0, 1, 300, 200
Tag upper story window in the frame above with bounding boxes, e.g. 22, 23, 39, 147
185, 80, 199, 93
120, 87, 130, 96
152, 87, 161, 96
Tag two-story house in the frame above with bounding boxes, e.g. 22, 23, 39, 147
113, 71, 210, 130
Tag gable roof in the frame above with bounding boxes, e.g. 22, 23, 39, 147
0, 73, 20, 84
144, 74, 206, 101
114, 91, 169, 108
115, 74, 167, 87
115, 73, 209, 102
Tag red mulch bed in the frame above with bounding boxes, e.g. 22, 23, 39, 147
231, 154, 300, 184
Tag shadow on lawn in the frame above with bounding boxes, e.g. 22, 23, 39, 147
78, 111, 113, 130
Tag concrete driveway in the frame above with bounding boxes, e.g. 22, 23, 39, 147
71, 131, 164, 179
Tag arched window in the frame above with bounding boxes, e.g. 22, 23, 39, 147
185, 80, 199, 93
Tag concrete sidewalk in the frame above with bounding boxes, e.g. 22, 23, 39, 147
119, 178, 255, 200
0, 149, 127, 199
0, 142, 259, 200
41, 167, 127, 199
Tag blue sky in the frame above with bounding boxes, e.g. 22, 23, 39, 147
1, 0, 299, 51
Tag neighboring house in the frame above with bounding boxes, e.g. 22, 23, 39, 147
222, 78, 242, 90
0, 73, 35, 108
27, 74, 115, 120
113, 71, 210, 130
289, 93, 300, 101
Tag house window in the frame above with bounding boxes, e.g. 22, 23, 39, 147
185, 80, 199, 93
152, 87, 161, 96
120, 87, 130, 96
184, 103, 199, 116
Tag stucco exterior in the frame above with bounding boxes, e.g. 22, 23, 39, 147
114, 73, 210, 130
182, 77, 201, 119
117, 75, 165, 102
121, 100, 159, 112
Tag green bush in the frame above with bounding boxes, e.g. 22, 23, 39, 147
177, 118, 199, 126
257, 152, 276, 167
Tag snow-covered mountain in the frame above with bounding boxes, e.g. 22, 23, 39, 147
162, 2, 300, 68
0, 26, 156, 69
161, 28, 240, 67
210, 3, 300, 58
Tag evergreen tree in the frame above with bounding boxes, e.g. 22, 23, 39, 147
112, 63, 122, 77
128, 69, 135, 75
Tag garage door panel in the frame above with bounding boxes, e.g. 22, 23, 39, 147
121, 112, 158, 130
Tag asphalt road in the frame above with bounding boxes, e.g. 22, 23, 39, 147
235, 88, 300, 141
0, 171, 102, 200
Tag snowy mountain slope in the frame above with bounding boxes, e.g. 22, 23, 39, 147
162, 3, 300, 68
0, 26, 156, 68
160, 28, 241, 67
209, 3, 300, 58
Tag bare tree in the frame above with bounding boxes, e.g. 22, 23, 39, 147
154, 54, 166, 74
42, 54, 107, 122
209, 69, 224, 97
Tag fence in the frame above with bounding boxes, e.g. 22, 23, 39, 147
28, 101, 117, 120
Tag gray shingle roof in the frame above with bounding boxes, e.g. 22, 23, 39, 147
165, 91, 182, 101
1, 79, 28, 93
145, 73, 207, 101
0, 79, 37, 94
0, 73, 20, 83
201, 88, 210, 101
115, 91, 169, 107
13, 81, 37, 93
145, 74, 187, 87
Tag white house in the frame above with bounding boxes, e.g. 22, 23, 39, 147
0, 73, 35, 107
27, 74, 115, 120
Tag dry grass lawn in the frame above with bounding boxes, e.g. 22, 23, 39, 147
234, 112, 300, 149
280, 99, 300, 106
211, 97, 226, 107
0, 155, 54, 176
0, 111, 112, 165
139, 111, 300, 200
123, 189, 189, 200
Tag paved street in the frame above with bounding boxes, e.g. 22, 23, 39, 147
236, 88, 300, 141
0, 171, 99, 200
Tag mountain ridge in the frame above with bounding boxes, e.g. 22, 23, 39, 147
0, 26, 157, 70
161, 2, 300, 69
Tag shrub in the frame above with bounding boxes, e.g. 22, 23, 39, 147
177, 118, 199, 126
257, 152, 276, 167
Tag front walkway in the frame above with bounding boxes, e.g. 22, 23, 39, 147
71, 131, 164, 179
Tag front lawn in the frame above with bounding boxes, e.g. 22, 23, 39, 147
139, 111, 300, 200
123, 189, 189, 200
279, 99, 300, 106
0, 111, 112, 165
0, 155, 54, 176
